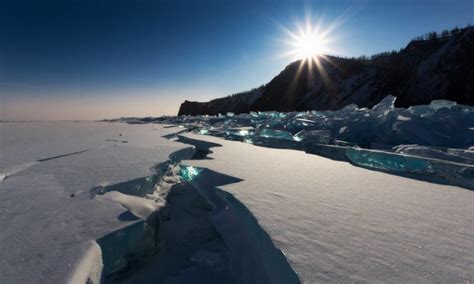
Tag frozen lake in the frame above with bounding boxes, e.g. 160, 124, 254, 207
0, 122, 472, 283
0, 122, 190, 283
183, 133, 474, 283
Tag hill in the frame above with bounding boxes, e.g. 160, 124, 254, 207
178, 27, 473, 115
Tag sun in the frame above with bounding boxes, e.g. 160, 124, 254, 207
274, 11, 348, 103
278, 14, 340, 62
293, 29, 324, 60
275, 13, 345, 102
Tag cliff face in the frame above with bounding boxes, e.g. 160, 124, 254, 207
177, 87, 263, 116
179, 27, 474, 115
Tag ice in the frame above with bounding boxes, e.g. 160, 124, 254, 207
180, 165, 202, 181
2, 121, 472, 283
183, 133, 474, 283
294, 130, 332, 144
346, 147, 434, 173
292, 130, 305, 142
345, 146, 474, 189
393, 144, 474, 164
258, 128, 294, 140
429, 99, 457, 110
104, 191, 160, 220
371, 95, 396, 115
243, 137, 254, 144
120, 96, 474, 189
68, 242, 103, 284
0, 122, 191, 283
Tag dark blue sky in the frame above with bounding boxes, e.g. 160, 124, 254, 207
1, 0, 472, 120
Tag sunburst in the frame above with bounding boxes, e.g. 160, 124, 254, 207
276, 13, 346, 103
286, 22, 329, 61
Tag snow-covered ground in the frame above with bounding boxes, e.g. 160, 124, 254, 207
0, 122, 472, 283
0, 123, 191, 283
182, 133, 474, 283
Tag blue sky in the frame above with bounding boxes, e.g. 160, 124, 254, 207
1, 0, 472, 120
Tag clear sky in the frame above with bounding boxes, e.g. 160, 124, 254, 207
1, 0, 472, 120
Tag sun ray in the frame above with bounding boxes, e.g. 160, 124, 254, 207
283, 58, 308, 109
274, 11, 350, 107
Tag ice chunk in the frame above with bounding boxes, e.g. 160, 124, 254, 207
243, 137, 254, 144
430, 100, 457, 110
180, 165, 202, 181
293, 130, 305, 142
295, 118, 316, 124
397, 115, 411, 121
228, 127, 255, 137
345, 147, 433, 173
258, 128, 294, 141
341, 104, 359, 112
293, 130, 331, 144
393, 145, 474, 164
371, 95, 396, 114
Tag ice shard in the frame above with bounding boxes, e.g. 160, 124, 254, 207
258, 128, 294, 140
345, 147, 434, 173
180, 165, 202, 181
293, 130, 332, 144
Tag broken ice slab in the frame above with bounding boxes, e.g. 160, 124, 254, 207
293, 130, 331, 144
429, 160, 474, 189
371, 95, 396, 115
258, 128, 294, 141
235, 129, 250, 136
393, 145, 474, 165
429, 100, 457, 110
293, 130, 305, 142
253, 136, 302, 150
226, 127, 255, 137
295, 118, 316, 124
304, 143, 349, 161
223, 127, 257, 142
407, 104, 436, 117
243, 137, 254, 144
95, 175, 159, 198
284, 118, 317, 133
346, 147, 433, 173
179, 165, 202, 181
393, 115, 474, 148
232, 127, 255, 137
345, 147, 474, 189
